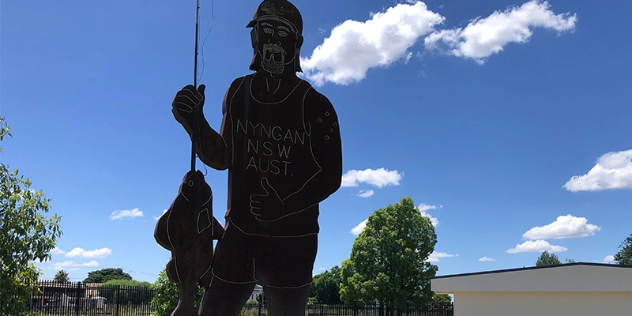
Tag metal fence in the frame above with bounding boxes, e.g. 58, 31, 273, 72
29, 281, 154, 316
241, 302, 453, 316
29, 281, 453, 316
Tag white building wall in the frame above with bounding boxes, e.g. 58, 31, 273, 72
454, 291, 632, 316
247, 285, 263, 302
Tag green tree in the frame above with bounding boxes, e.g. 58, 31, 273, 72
54, 270, 70, 283
151, 268, 204, 316
0, 117, 63, 315
614, 234, 632, 266
340, 197, 438, 307
99, 279, 153, 305
83, 268, 132, 283
309, 265, 342, 304
431, 293, 452, 304
535, 251, 562, 266
256, 292, 265, 305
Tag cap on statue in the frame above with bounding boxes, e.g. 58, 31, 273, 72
246, 0, 303, 36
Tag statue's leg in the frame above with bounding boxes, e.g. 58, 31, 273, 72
172, 284, 197, 316
264, 284, 310, 316
255, 234, 316, 316
198, 276, 255, 316
199, 224, 256, 316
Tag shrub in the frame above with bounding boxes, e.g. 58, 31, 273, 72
98, 279, 153, 305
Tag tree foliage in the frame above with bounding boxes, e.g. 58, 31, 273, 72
256, 292, 265, 305
535, 251, 561, 267
99, 279, 153, 305
151, 268, 204, 316
614, 234, 632, 266
340, 197, 438, 305
309, 265, 342, 304
431, 293, 452, 304
54, 270, 70, 283
83, 268, 132, 283
0, 117, 63, 315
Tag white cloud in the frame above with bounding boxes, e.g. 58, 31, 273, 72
341, 168, 402, 188
479, 256, 496, 262
350, 219, 368, 235
418, 203, 437, 212
417, 203, 441, 226
507, 240, 567, 253
53, 261, 99, 270
563, 149, 632, 192
110, 208, 144, 220
522, 215, 600, 240
424, 0, 577, 64
301, 1, 444, 86
65, 247, 112, 258
358, 190, 375, 198
427, 251, 457, 263
51, 247, 66, 255
603, 255, 615, 263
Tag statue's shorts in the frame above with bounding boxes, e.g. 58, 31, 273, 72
211, 222, 317, 288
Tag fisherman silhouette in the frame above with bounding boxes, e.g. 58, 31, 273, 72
172, 1, 342, 315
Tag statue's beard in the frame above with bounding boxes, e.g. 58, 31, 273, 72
261, 44, 287, 74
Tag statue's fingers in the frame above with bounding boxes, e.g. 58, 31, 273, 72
173, 101, 193, 113
181, 84, 196, 93
182, 85, 204, 103
174, 93, 198, 107
250, 205, 262, 215
196, 84, 206, 99
176, 89, 201, 104
249, 196, 261, 211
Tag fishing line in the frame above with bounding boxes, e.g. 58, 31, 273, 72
198, 0, 215, 84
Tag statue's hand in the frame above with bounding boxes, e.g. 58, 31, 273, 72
250, 178, 285, 221
172, 84, 205, 133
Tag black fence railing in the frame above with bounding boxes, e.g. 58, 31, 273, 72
240, 302, 453, 316
29, 280, 154, 316
29, 281, 453, 316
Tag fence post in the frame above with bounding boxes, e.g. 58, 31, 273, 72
115, 285, 121, 316
353, 301, 357, 316
258, 300, 262, 316
75, 282, 81, 316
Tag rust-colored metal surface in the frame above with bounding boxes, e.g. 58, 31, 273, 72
168, 1, 342, 315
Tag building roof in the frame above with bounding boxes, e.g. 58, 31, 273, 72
431, 263, 632, 293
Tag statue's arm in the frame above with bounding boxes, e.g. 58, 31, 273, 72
283, 89, 343, 211
194, 113, 230, 170
172, 80, 242, 171
195, 79, 244, 170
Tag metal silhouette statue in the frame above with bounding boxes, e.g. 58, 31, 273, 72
168, 0, 342, 315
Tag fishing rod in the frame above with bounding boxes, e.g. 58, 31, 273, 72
191, 0, 200, 171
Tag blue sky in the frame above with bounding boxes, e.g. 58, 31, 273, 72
1, 0, 631, 283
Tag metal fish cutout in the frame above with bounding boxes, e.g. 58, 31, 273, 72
155, 170, 224, 316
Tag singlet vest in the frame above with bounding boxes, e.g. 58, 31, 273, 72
226, 75, 321, 237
